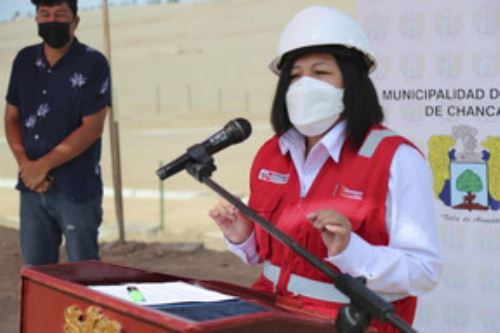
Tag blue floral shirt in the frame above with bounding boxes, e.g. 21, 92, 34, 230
6, 38, 111, 202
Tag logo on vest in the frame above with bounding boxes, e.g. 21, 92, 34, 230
258, 169, 289, 184
337, 185, 364, 201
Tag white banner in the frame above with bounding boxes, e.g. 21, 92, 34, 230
357, 1, 500, 332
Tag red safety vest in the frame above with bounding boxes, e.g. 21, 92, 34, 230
248, 125, 418, 332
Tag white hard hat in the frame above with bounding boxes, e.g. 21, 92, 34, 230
269, 6, 376, 74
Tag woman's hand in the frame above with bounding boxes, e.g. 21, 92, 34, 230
209, 199, 254, 244
308, 209, 352, 256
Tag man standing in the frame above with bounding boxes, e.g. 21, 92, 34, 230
4, 0, 111, 265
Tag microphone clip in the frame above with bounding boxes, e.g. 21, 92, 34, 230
185, 144, 217, 181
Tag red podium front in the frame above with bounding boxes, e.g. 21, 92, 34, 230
20, 261, 336, 332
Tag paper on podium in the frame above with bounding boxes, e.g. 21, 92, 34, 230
89, 281, 237, 305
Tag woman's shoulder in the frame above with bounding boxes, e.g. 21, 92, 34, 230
250, 135, 283, 172
366, 124, 416, 146
252, 135, 284, 163
362, 124, 421, 158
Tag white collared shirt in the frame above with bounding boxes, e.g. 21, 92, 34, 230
227, 121, 442, 296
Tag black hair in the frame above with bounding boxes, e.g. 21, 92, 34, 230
270, 45, 384, 150
31, 0, 78, 16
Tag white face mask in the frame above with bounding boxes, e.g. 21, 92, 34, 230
286, 76, 344, 137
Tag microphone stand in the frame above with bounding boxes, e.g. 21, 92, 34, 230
167, 144, 416, 333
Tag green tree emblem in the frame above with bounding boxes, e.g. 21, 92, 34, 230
457, 169, 483, 192
455, 169, 485, 209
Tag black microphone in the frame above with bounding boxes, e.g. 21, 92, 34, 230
156, 118, 252, 180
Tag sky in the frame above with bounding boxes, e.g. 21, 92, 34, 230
0, 0, 210, 22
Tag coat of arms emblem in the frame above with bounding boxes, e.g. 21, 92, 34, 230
429, 124, 500, 211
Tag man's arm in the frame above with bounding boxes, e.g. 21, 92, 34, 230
3, 103, 52, 192
4, 103, 29, 167
20, 107, 108, 190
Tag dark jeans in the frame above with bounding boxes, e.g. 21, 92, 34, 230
19, 190, 102, 265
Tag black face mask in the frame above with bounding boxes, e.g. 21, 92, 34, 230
38, 22, 71, 49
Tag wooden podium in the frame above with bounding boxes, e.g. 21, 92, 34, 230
20, 261, 336, 332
